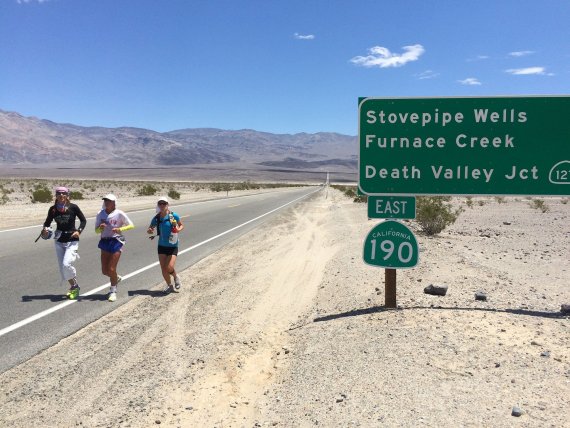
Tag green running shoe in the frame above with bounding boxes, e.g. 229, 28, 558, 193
67, 285, 80, 300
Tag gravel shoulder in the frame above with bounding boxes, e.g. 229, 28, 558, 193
0, 188, 568, 427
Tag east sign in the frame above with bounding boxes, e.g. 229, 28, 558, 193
368, 195, 416, 219
358, 96, 570, 196
363, 220, 419, 269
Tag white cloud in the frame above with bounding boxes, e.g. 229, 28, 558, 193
294, 33, 315, 40
508, 50, 535, 57
350, 44, 425, 68
458, 78, 482, 86
505, 67, 546, 75
467, 55, 490, 62
416, 70, 439, 80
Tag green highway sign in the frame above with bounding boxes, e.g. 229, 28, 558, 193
363, 220, 419, 269
368, 195, 416, 219
358, 96, 570, 196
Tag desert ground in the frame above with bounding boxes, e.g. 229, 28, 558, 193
0, 179, 569, 427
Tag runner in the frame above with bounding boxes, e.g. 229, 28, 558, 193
95, 194, 135, 302
146, 196, 185, 294
41, 186, 87, 300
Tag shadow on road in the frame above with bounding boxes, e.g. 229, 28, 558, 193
21, 294, 68, 302
78, 294, 109, 301
21, 293, 109, 302
128, 289, 168, 298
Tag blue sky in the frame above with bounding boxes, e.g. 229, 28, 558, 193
1, 0, 569, 136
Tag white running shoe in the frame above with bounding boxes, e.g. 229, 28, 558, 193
174, 276, 181, 292
108, 292, 117, 302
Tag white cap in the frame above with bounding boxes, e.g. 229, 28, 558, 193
157, 196, 169, 204
102, 194, 117, 202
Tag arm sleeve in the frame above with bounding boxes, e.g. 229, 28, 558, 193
75, 206, 87, 233
118, 212, 135, 232
95, 212, 104, 233
119, 224, 135, 232
43, 207, 54, 228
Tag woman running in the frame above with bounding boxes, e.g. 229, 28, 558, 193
95, 194, 135, 302
146, 196, 184, 294
41, 186, 87, 300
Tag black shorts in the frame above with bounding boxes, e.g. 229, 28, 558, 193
158, 245, 178, 256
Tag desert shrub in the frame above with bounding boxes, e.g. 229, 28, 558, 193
234, 180, 259, 191
495, 196, 506, 204
209, 182, 232, 193
0, 185, 9, 205
138, 184, 158, 196
465, 197, 473, 208
343, 187, 356, 198
31, 185, 53, 203
234, 181, 248, 191
561, 198, 568, 205
529, 199, 549, 213
330, 185, 370, 202
478, 200, 485, 206
168, 189, 181, 200
332, 185, 356, 198
415, 196, 462, 235
69, 190, 84, 200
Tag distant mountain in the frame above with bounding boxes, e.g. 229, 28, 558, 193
0, 110, 357, 170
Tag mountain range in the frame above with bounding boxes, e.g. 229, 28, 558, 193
0, 110, 357, 174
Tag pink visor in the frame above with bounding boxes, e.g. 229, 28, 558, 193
55, 186, 69, 194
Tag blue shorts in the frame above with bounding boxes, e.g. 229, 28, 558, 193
98, 237, 124, 254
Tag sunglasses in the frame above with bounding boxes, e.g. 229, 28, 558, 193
158, 201, 168, 205
55, 192, 68, 196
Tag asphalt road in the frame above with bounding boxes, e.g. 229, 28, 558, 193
0, 186, 320, 373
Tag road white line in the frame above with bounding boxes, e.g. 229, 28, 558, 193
0, 189, 318, 337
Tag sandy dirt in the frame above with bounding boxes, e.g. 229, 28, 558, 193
0, 185, 569, 427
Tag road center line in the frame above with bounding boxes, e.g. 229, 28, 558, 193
0, 189, 318, 337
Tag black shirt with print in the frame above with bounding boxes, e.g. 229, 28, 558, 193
43, 203, 87, 243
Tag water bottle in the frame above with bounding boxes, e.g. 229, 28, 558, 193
169, 216, 178, 244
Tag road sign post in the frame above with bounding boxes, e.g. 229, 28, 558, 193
359, 96, 570, 196
385, 268, 397, 308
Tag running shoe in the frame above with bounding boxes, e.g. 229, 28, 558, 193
67, 285, 80, 300
174, 276, 181, 292
116, 275, 122, 284
108, 292, 117, 302
162, 284, 174, 294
